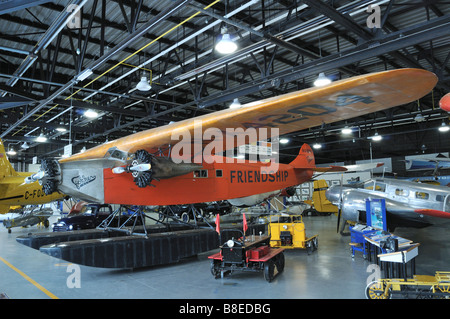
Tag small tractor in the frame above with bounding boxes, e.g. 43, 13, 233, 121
268, 214, 318, 254
208, 229, 285, 282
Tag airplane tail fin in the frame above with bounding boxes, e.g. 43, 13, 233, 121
289, 144, 316, 168
290, 143, 347, 173
0, 139, 18, 178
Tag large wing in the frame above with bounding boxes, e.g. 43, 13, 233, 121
61, 68, 437, 163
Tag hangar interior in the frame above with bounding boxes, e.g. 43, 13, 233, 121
0, 0, 450, 300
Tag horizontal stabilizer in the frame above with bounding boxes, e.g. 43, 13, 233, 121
313, 166, 347, 173
342, 162, 384, 172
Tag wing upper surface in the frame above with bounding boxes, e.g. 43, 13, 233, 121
61, 68, 437, 162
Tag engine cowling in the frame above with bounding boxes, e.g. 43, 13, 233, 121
113, 149, 202, 188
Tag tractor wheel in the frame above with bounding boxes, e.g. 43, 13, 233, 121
275, 252, 285, 273
210, 260, 221, 279
264, 260, 275, 283
365, 281, 390, 299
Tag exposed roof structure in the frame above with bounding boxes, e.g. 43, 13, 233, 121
1, 0, 449, 166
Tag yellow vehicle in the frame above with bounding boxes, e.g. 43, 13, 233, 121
303, 180, 338, 216
268, 214, 318, 254
366, 271, 450, 299
0, 139, 64, 214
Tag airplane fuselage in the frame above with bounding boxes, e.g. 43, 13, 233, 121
103, 157, 313, 206
0, 176, 63, 211
326, 178, 450, 227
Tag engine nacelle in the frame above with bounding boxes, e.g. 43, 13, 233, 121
34, 148, 202, 203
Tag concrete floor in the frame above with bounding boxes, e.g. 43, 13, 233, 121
0, 213, 449, 300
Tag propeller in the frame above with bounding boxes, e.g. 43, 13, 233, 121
24, 171, 45, 184
336, 174, 344, 233
112, 163, 152, 174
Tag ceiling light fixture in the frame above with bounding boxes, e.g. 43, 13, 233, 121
369, 132, 382, 141
438, 122, 449, 132
313, 143, 322, 149
56, 127, 67, 132
21, 142, 29, 149
229, 98, 241, 109
215, 27, 237, 54
314, 72, 331, 87
6, 148, 16, 156
414, 113, 425, 122
76, 68, 93, 82
341, 127, 352, 134
279, 138, 289, 144
136, 76, 151, 91
36, 133, 47, 142
84, 109, 98, 118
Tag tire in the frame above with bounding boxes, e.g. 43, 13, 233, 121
306, 241, 313, 255
210, 260, 221, 279
275, 252, 285, 273
181, 212, 190, 223
366, 281, 390, 299
264, 260, 275, 283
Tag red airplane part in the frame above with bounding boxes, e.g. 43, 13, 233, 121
103, 144, 344, 206
440, 93, 450, 112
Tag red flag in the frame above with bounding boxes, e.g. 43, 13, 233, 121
215, 214, 220, 234
243, 213, 248, 234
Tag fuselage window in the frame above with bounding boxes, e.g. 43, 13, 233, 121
193, 170, 208, 178
415, 191, 429, 200
216, 170, 223, 177
364, 181, 374, 190
374, 182, 386, 192
395, 188, 409, 197
436, 194, 445, 202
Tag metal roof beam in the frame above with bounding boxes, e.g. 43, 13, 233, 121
0, 0, 53, 15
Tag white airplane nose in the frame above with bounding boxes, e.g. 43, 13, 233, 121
325, 186, 340, 203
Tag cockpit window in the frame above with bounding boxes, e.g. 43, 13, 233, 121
395, 189, 409, 197
436, 194, 445, 202
364, 181, 374, 190
415, 191, 429, 200
374, 182, 386, 192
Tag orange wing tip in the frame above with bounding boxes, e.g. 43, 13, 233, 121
440, 93, 450, 112
414, 209, 450, 219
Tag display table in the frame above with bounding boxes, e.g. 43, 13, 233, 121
349, 224, 376, 259
364, 231, 418, 279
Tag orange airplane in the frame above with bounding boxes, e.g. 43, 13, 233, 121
28, 69, 437, 207
440, 93, 450, 112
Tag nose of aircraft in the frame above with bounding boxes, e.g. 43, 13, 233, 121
325, 185, 341, 203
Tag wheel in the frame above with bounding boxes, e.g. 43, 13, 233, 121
302, 208, 316, 216
365, 281, 390, 299
44, 219, 50, 228
264, 260, 275, 283
181, 212, 190, 223
306, 241, 314, 255
210, 260, 221, 279
275, 252, 285, 273
313, 237, 318, 250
